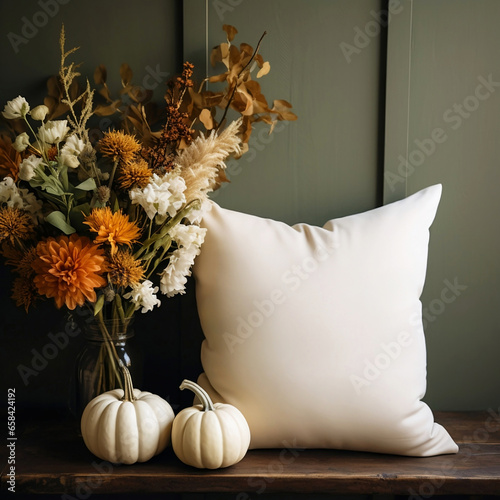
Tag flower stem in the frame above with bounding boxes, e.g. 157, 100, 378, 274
108, 159, 119, 191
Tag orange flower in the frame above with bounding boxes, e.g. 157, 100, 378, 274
0, 207, 34, 244
107, 250, 145, 288
32, 234, 107, 310
118, 158, 152, 190
12, 275, 38, 312
99, 131, 140, 165
84, 207, 141, 255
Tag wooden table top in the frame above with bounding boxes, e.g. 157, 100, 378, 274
1, 411, 499, 496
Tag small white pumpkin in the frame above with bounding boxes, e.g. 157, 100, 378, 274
81, 366, 175, 464
172, 379, 251, 469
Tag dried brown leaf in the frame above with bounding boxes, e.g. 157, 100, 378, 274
229, 45, 241, 67
199, 108, 214, 130
220, 42, 230, 67
94, 64, 107, 85
98, 86, 111, 102
240, 43, 254, 58
257, 61, 270, 78
208, 73, 228, 84
235, 87, 254, 115
120, 63, 133, 86
272, 99, 294, 110
222, 24, 238, 42
93, 100, 121, 117
255, 54, 264, 67
210, 45, 223, 67
46, 76, 61, 98
279, 111, 298, 121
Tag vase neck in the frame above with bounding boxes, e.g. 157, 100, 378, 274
83, 319, 134, 343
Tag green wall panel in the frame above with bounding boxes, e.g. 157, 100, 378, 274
385, 0, 500, 409
185, 0, 384, 225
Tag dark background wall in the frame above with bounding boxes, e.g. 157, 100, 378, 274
1, 0, 499, 423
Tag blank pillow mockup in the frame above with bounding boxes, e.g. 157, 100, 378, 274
192, 184, 458, 456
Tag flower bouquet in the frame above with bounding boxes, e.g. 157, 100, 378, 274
0, 25, 296, 406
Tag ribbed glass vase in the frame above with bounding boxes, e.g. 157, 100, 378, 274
72, 317, 142, 420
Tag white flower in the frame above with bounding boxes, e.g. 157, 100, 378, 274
185, 199, 210, 224
19, 188, 43, 223
129, 171, 186, 220
13, 132, 30, 152
2, 96, 30, 120
61, 134, 86, 156
59, 134, 86, 168
30, 105, 49, 121
170, 223, 206, 249
0, 177, 22, 206
19, 155, 43, 181
38, 120, 69, 145
159, 247, 198, 298
123, 279, 161, 313
0, 177, 42, 223
159, 223, 206, 297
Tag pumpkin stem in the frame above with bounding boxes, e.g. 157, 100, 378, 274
121, 364, 136, 402
179, 379, 215, 412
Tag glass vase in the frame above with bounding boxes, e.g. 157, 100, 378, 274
71, 317, 142, 421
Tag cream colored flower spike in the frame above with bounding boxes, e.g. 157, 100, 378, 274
193, 184, 459, 457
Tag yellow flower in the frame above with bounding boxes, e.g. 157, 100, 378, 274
118, 158, 152, 190
0, 207, 34, 244
11, 275, 38, 313
32, 234, 107, 310
15, 246, 38, 277
99, 130, 141, 165
84, 207, 141, 255
107, 250, 145, 288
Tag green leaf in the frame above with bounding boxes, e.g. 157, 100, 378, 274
44, 181, 65, 196
113, 194, 120, 213
74, 178, 97, 191
69, 203, 91, 233
45, 211, 76, 235
94, 294, 105, 316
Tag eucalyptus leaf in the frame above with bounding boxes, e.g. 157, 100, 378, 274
74, 178, 97, 191
44, 182, 65, 197
69, 203, 91, 233
94, 294, 105, 316
45, 211, 76, 235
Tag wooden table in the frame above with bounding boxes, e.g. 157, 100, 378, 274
1, 411, 499, 496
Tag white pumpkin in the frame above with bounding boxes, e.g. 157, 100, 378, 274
172, 379, 251, 469
81, 366, 175, 464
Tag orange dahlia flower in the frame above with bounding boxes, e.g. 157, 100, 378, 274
84, 207, 141, 255
32, 234, 107, 310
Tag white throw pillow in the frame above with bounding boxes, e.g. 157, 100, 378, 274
193, 184, 458, 456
